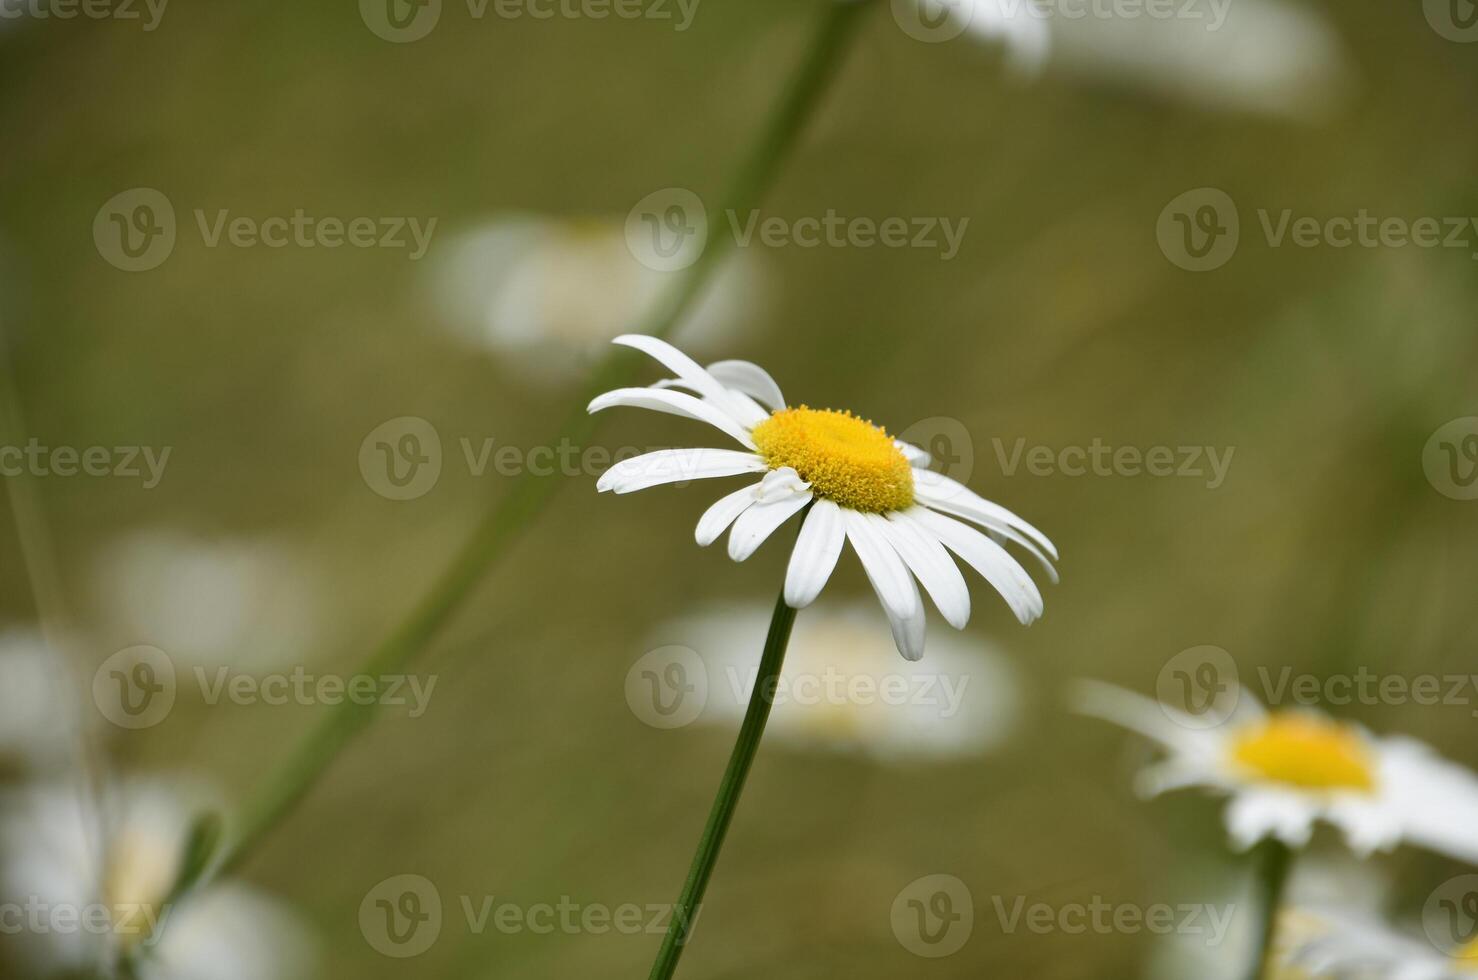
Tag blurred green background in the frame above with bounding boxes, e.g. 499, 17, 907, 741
2, 0, 1477, 976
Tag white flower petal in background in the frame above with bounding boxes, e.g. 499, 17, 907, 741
0, 778, 314, 980
1042, 0, 1354, 122
91, 529, 322, 671
656, 602, 1022, 762
1149, 859, 1382, 980
432, 215, 768, 381
0, 629, 76, 772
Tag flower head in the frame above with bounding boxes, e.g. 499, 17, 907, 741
1074, 681, 1478, 861
589, 335, 1057, 660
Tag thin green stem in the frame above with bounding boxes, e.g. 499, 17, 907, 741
647, 589, 799, 980
1246, 839, 1294, 980
212, 0, 873, 882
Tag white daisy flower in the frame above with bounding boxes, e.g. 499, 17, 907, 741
660, 601, 1022, 761
1287, 907, 1478, 979
433, 215, 765, 381
0, 778, 314, 980
91, 529, 321, 671
1042, 0, 1353, 122
589, 335, 1057, 661
1075, 681, 1478, 861
1149, 859, 1387, 980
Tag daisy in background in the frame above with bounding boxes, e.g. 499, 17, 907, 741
909, 0, 1353, 122
1287, 904, 1478, 979
1073, 681, 1478, 863
91, 529, 322, 672
432, 215, 766, 382
591, 334, 1057, 661
0, 629, 76, 776
660, 601, 1022, 762
0, 777, 314, 980
1148, 859, 1387, 980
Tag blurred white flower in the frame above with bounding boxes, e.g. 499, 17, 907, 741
0, 629, 75, 773
432, 214, 766, 382
1042, 0, 1354, 121
1288, 906, 1478, 979
1149, 859, 1386, 980
1076, 682, 1478, 861
957, 0, 1054, 74
658, 601, 1022, 761
91, 529, 322, 671
0, 778, 314, 979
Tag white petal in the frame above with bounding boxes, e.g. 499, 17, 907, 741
906, 506, 1043, 625
1225, 789, 1316, 851
705, 359, 786, 411
876, 512, 971, 630
895, 440, 932, 466
913, 469, 1058, 561
843, 509, 926, 661
597, 449, 766, 494
1070, 679, 1227, 763
695, 483, 761, 547
587, 387, 755, 450
784, 499, 845, 608
649, 377, 769, 428
755, 466, 809, 501
612, 334, 767, 426
728, 490, 811, 561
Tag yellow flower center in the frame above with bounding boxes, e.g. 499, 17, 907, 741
751, 407, 915, 514
1228, 713, 1377, 793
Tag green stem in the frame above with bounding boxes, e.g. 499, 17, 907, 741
1246, 839, 1293, 980
647, 589, 799, 980
212, 0, 873, 882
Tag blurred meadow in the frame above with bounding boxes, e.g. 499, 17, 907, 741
2, 0, 1477, 976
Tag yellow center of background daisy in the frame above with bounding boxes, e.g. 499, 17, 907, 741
1229, 713, 1376, 793
1453, 938, 1478, 969
751, 407, 914, 514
